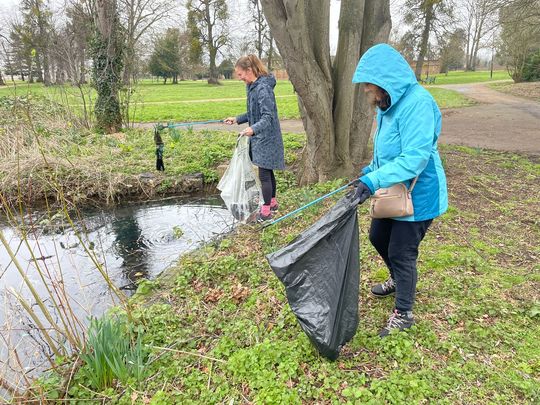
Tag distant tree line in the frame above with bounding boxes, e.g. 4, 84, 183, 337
0, 0, 281, 132
391, 0, 540, 82
0, 0, 282, 87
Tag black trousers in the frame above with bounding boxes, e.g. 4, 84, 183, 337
258, 167, 276, 205
369, 218, 432, 312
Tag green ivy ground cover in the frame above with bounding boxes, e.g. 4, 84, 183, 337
36, 143, 540, 404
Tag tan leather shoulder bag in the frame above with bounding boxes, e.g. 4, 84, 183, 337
369, 177, 418, 219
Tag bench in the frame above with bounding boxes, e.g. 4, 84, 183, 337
420, 76, 436, 85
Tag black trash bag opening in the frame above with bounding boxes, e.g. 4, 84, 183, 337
266, 192, 360, 360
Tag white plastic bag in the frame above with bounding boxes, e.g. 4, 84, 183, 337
217, 136, 262, 223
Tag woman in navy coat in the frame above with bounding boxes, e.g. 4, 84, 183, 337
225, 55, 285, 222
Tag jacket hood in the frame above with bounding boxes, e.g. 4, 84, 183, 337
352, 44, 417, 109
250, 74, 276, 90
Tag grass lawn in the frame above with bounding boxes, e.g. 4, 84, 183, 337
0, 79, 473, 123
427, 87, 475, 108
426, 70, 511, 85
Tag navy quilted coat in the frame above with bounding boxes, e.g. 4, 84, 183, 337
236, 75, 285, 170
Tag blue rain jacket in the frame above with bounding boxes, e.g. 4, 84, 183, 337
353, 44, 448, 221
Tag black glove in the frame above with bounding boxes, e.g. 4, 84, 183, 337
355, 181, 372, 204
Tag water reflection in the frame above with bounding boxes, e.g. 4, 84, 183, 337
0, 196, 235, 388
112, 215, 150, 287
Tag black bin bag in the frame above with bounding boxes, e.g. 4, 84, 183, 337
266, 192, 360, 360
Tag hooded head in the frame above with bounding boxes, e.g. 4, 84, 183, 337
253, 74, 276, 89
352, 44, 417, 110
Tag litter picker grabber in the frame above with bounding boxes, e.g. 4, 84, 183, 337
153, 119, 224, 171
262, 178, 360, 228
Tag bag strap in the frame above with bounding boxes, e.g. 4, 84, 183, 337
408, 177, 418, 192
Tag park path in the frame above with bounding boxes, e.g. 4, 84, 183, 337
433, 82, 540, 155
140, 82, 540, 156
127, 94, 297, 105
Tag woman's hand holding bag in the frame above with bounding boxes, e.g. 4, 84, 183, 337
355, 181, 372, 204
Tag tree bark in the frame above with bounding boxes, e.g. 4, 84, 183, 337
261, 0, 390, 183
267, 34, 274, 70
414, 2, 434, 80
206, 1, 219, 84
350, 0, 392, 167
122, 43, 135, 85
208, 45, 219, 84
35, 52, 44, 83
79, 49, 86, 84
93, 0, 124, 133
42, 51, 51, 85
38, 32, 51, 86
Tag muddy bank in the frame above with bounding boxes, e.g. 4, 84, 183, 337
0, 170, 217, 210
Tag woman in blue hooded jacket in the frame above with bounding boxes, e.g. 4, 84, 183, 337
353, 44, 448, 337
225, 55, 285, 222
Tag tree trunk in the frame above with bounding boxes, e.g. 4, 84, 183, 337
414, 2, 434, 80
123, 45, 134, 85
56, 69, 65, 85
467, 23, 480, 70
1, 42, 14, 82
39, 29, 51, 86
261, 0, 390, 184
206, 2, 219, 85
122, 0, 136, 86
254, 0, 264, 58
0, 70, 5, 86
93, 0, 124, 133
42, 51, 51, 86
465, 19, 472, 70
208, 47, 219, 84
267, 35, 274, 71
36, 53, 44, 83
471, 17, 485, 71
79, 49, 86, 84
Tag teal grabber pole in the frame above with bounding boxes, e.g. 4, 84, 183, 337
160, 119, 224, 129
153, 120, 224, 171
262, 178, 360, 228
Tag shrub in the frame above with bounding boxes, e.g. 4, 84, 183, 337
523, 50, 540, 82
79, 317, 148, 389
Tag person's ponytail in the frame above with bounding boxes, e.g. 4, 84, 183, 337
235, 54, 268, 77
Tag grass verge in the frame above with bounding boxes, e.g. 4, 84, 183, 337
489, 82, 540, 102
427, 87, 476, 109
425, 70, 511, 85
0, 95, 305, 207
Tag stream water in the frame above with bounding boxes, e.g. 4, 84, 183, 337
0, 195, 235, 390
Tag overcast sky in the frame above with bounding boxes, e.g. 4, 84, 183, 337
0, 0, 409, 55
